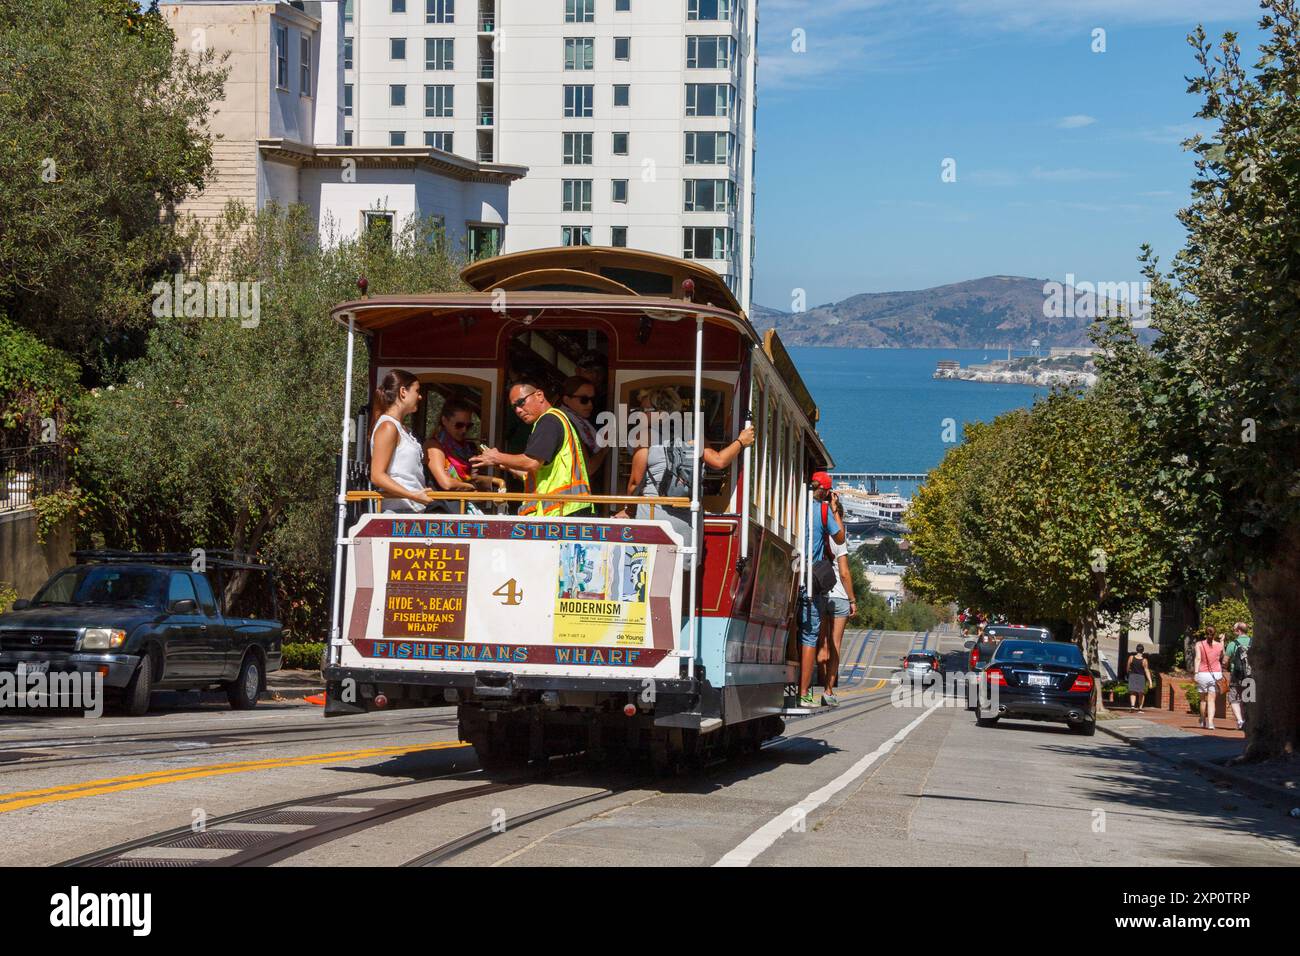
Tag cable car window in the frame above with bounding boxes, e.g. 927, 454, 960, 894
750, 380, 763, 512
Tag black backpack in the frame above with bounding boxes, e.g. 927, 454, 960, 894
1231, 641, 1253, 681
810, 501, 838, 595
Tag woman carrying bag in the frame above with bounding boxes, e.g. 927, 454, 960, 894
1193, 626, 1226, 730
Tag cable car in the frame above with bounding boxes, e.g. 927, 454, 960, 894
324, 247, 834, 769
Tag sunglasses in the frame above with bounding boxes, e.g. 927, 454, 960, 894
568, 394, 594, 405
448, 421, 471, 430
512, 391, 537, 409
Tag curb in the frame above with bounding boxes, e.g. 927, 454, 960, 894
1097, 721, 1299, 812
261, 685, 325, 701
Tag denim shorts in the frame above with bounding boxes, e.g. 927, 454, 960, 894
826, 596, 851, 619
799, 592, 826, 648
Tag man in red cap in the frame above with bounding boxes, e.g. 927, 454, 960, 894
799, 471, 845, 706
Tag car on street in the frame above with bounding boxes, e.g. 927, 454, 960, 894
900, 649, 944, 684
974, 638, 1096, 735
0, 551, 283, 715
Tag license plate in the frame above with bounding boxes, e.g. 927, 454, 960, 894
17, 661, 50, 676
1027, 673, 1051, 687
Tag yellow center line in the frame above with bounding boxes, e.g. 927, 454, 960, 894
0, 740, 469, 814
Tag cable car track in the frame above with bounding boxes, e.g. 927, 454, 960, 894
0, 713, 461, 773
56, 685, 909, 868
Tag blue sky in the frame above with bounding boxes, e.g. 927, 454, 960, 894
752, 0, 1266, 308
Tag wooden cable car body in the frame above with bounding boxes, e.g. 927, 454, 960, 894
324, 247, 833, 768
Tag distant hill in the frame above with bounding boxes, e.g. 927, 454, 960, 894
751, 275, 1142, 349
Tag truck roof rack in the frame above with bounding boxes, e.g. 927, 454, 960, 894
72, 550, 271, 571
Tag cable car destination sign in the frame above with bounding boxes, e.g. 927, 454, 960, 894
339, 514, 684, 674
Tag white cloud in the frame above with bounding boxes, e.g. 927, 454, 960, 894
1057, 114, 1097, 129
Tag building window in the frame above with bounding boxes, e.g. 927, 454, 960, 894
344, 83, 353, 116
391, 38, 407, 60
390, 131, 406, 146
685, 83, 733, 117
684, 130, 733, 165
612, 179, 628, 203
300, 34, 312, 92
564, 85, 594, 117
564, 37, 594, 71
687, 35, 734, 69
562, 179, 593, 212
344, 0, 353, 23
468, 224, 500, 259
688, 0, 732, 20
685, 178, 734, 212
344, 36, 353, 70
427, 0, 454, 23
611, 226, 628, 247
684, 226, 733, 260
425, 130, 454, 151
425, 84, 453, 116
616, 0, 630, 10
365, 211, 395, 246
343, 129, 353, 146
562, 225, 592, 246
565, 0, 595, 23
426, 37, 454, 69
613, 84, 629, 107
614, 37, 630, 60
391, 0, 406, 12
612, 132, 628, 155
563, 132, 593, 164
390, 84, 406, 107
275, 24, 288, 88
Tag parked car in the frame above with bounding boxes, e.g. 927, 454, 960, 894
974, 638, 1096, 735
0, 551, 283, 715
900, 650, 944, 683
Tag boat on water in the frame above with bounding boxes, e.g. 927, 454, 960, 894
832, 484, 909, 534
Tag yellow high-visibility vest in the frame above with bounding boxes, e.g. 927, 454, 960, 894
522, 407, 591, 516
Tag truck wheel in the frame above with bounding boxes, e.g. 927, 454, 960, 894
226, 654, 261, 710
121, 655, 153, 717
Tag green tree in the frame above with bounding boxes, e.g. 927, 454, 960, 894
76, 204, 465, 637
1096, 0, 1300, 758
0, 0, 227, 373
907, 389, 1173, 674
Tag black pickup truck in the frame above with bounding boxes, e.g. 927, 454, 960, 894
0, 551, 283, 715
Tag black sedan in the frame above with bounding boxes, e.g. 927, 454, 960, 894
973, 639, 1096, 735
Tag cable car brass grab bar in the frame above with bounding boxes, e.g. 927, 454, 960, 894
344, 491, 691, 508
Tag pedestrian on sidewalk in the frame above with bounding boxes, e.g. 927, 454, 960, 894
1193, 626, 1226, 731
1125, 644, 1153, 712
1224, 622, 1252, 732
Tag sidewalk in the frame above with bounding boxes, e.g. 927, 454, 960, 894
263, 669, 323, 700
1098, 705, 1299, 813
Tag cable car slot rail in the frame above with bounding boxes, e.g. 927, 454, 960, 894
57, 685, 900, 868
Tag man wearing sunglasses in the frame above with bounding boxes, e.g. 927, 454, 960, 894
559, 375, 609, 479
472, 379, 593, 517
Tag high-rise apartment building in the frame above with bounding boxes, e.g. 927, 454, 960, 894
343, 0, 757, 312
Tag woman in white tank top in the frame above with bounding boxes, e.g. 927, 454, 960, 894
369, 370, 432, 513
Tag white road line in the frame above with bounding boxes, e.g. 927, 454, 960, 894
713, 701, 942, 867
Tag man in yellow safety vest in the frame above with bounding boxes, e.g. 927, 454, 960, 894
471, 379, 593, 517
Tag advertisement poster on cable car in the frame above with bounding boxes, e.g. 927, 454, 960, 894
554, 542, 649, 646
340, 514, 683, 676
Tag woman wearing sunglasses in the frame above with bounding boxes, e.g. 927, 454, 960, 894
559, 375, 608, 477
425, 398, 481, 489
